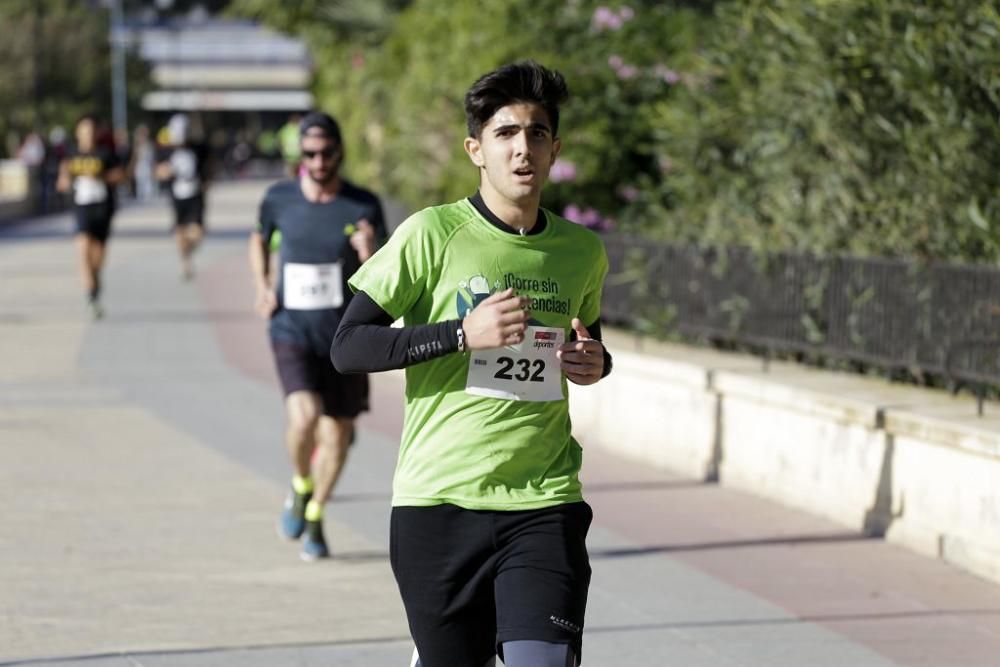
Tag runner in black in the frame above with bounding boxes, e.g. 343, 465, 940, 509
248, 111, 386, 561
156, 114, 211, 280
333, 62, 612, 666
57, 115, 124, 320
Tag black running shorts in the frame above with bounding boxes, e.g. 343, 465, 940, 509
172, 194, 204, 226
390, 501, 593, 667
74, 202, 113, 242
270, 339, 369, 417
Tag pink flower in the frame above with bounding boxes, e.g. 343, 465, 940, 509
549, 159, 578, 183
580, 207, 603, 228
563, 204, 584, 224
617, 185, 639, 202
654, 64, 681, 85
565, 204, 610, 231
592, 6, 624, 31
617, 64, 638, 80
620, 6, 635, 20
609, 55, 637, 80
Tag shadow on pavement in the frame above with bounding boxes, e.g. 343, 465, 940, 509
585, 479, 708, 494
0, 309, 256, 326
589, 531, 877, 559
0, 634, 414, 667
0, 227, 251, 241
586, 607, 1000, 633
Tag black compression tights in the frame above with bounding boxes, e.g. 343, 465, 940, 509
411, 640, 576, 667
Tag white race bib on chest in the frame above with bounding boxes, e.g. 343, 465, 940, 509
74, 176, 108, 205
283, 262, 343, 310
465, 326, 564, 402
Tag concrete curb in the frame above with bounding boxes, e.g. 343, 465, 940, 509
570, 331, 1000, 585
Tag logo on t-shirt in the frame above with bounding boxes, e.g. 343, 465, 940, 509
456, 274, 499, 318
455, 272, 572, 321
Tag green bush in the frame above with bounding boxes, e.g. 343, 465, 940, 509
236, 0, 1000, 263
639, 0, 1000, 262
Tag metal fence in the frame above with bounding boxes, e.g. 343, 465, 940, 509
601, 236, 1000, 411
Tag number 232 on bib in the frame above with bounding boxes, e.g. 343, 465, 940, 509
466, 326, 564, 402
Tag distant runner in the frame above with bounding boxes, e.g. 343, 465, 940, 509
156, 114, 211, 280
249, 111, 386, 561
57, 114, 124, 320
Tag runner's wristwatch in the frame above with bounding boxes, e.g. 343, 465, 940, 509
457, 321, 466, 353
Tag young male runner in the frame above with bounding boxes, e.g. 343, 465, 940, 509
57, 115, 124, 320
333, 61, 612, 667
249, 112, 386, 561
156, 114, 211, 280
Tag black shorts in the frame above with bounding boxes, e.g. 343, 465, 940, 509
270, 340, 368, 417
74, 202, 113, 242
390, 501, 593, 667
172, 194, 204, 226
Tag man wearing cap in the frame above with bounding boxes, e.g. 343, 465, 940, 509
248, 112, 386, 560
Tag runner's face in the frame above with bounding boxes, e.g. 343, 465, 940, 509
76, 120, 96, 151
466, 103, 560, 205
300, 134, 341, 185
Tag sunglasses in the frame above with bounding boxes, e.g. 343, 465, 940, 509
302, 148, 337, 160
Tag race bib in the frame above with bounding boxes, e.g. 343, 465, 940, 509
283, 262, 343, 310
170, 149, 200, 199
466, 326, 564, 402
74, 176, 108, 205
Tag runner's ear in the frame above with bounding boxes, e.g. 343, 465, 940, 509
464, 137, 485, 167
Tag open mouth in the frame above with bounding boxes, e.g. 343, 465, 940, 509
513, 166, 534, 178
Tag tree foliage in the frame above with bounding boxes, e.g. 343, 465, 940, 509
642, 0, 1000, 262
233, 0, 1000, 263
0, 0, 151, 154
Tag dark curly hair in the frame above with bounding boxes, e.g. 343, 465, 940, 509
464, 61, 569, 139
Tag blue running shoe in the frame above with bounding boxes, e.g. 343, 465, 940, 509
300, 519, 330, 561
278, 489, 311, 540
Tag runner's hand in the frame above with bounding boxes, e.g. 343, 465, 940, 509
350, 219, 377, 262
558, 318, 604, 385
254, 286, 277, 318
463, 288, 531, 350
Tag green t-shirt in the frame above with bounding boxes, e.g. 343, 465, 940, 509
348, 198, 609, 510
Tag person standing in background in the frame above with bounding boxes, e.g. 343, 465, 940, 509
278, 113, 302, 178
131, 124, 156, 203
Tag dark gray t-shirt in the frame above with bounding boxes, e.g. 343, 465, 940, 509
258, 178, 386, 356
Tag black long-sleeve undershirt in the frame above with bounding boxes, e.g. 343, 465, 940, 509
331, 291, 613, 377
332, 191, 612, 376
331, 292, 461, 373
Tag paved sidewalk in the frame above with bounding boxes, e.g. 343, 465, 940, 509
2, 182, 1000, 666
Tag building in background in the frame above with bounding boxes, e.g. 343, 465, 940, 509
127, 14, 313, 177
